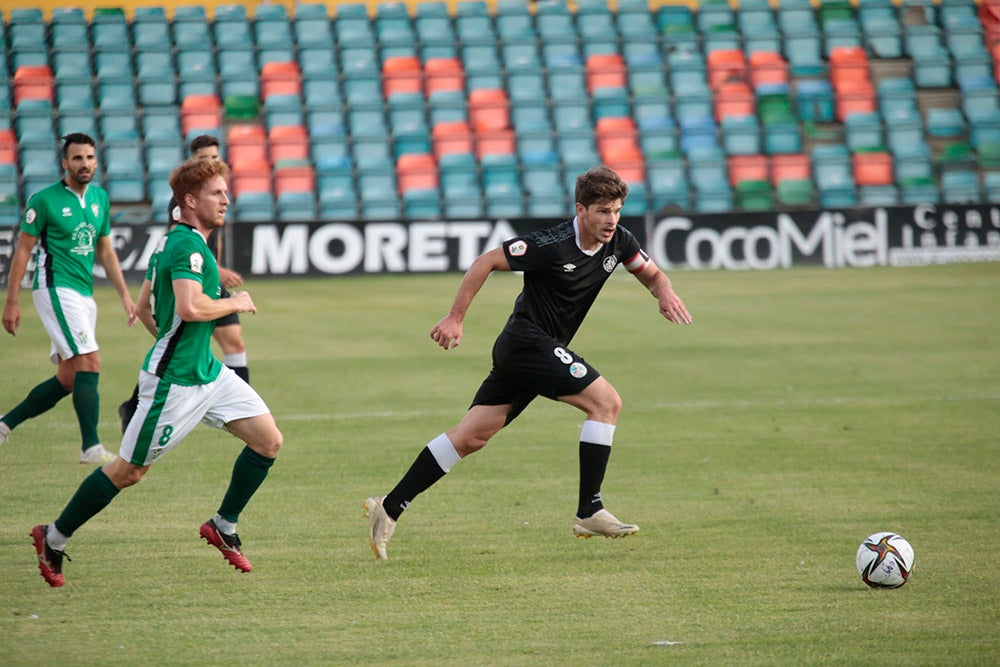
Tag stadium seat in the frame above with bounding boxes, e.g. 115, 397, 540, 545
13, 66, 54, 106
728, 153, 770, 189
261, 62, 303, 100
714, 82, 755, 123
383, 56, 423, 98
397, 153, 439, 195
132, 6, 171, 52
142, 106, 183, 145
425, 58, 465, 96
358, 165, 401, 219
91, 9, 130, 53
227, 124, 268, 164
235, 192, 277, 222
845, 112, 885, 151
853, 150, 894, 186
181, 95, 223, 138
232, 157, 273, 197
318, 167, 359, 220
735, 179, 773, 210
648, 152, 691, 211
145, 143, 184, 175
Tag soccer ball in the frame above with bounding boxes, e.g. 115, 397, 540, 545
856, 532, 915, 589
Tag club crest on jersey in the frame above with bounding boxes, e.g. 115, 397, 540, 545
509, 240, 527, 257
70, 222, 96, 256
91, 203, 100, 216
603, 256, 618, 273
569, 363, 588, 379
189, 252, 204, 274
25, 208, 37, 225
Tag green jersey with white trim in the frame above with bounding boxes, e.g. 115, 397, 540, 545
142, 224, 223, 386
21, 180, 111, 296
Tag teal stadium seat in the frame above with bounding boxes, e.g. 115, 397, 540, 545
172, 7, 212, 48
132, 7, 171, 52
50, 7, 89, 52
294, 4, 334, 48
255, 3, 294, 50
91, 9, 130, 53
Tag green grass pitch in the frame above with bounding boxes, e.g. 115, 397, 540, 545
1, 262, 998, 665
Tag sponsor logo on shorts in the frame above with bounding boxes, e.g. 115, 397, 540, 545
569, 362, 587, 379
508, 240, 527, 257
603, 256, 618, 273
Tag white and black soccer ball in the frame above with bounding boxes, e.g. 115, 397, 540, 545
856, 532, 915, 589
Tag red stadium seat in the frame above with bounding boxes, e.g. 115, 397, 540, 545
260, 61, 302, 99
13, 65, 55, 105
227, 124, 268, 165
432, 120, 474, 158
396, 153, 439, 194
181, 94, 222, 136
586, 53, 627, 94
268, 125, 310, 163
728, 154, 769, 187
707, 49, 747, 90
853, 151, 894, 186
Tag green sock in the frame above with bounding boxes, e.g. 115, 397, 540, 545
72, 371, 101, 450
53, 468, 121, 538
218, 446, 275, 524
2, 376, 70, 430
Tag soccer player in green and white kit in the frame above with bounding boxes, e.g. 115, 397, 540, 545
1, 133, 135, 464
31, 158, 283, 587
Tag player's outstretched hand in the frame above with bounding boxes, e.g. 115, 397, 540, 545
659, 289, 692, 325
430, 315, 462, 350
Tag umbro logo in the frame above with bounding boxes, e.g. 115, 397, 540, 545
562, 263, 576, 272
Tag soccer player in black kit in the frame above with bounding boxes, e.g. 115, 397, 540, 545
365, 166, 692, 560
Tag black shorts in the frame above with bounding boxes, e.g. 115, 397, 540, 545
215, 285, 240, 328
470, 327, 600, 426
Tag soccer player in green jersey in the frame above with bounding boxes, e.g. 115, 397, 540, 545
365, 166, 692, 560
117, 135, 252, 433
31, 158, 283, 587
1, 133, 136, 464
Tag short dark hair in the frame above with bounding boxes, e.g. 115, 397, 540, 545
62, 133, 96, 158
189, 134, 220, 154
575, 166, 629, 208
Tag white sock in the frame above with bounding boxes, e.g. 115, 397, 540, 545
224, 352, 248, 368
46, 524, 69, 551
213, 514, 237, 535
427, 433, 461, 472
580, 420, 616, 446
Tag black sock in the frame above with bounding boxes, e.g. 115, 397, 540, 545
383, 447, 447, 521
230, 366, 250, 384
578, 442, 611, 518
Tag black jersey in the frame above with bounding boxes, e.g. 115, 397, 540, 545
501, 219, 650, 346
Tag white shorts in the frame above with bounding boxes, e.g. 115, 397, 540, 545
120, 366, 270, 466
32, 287, 99, 364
